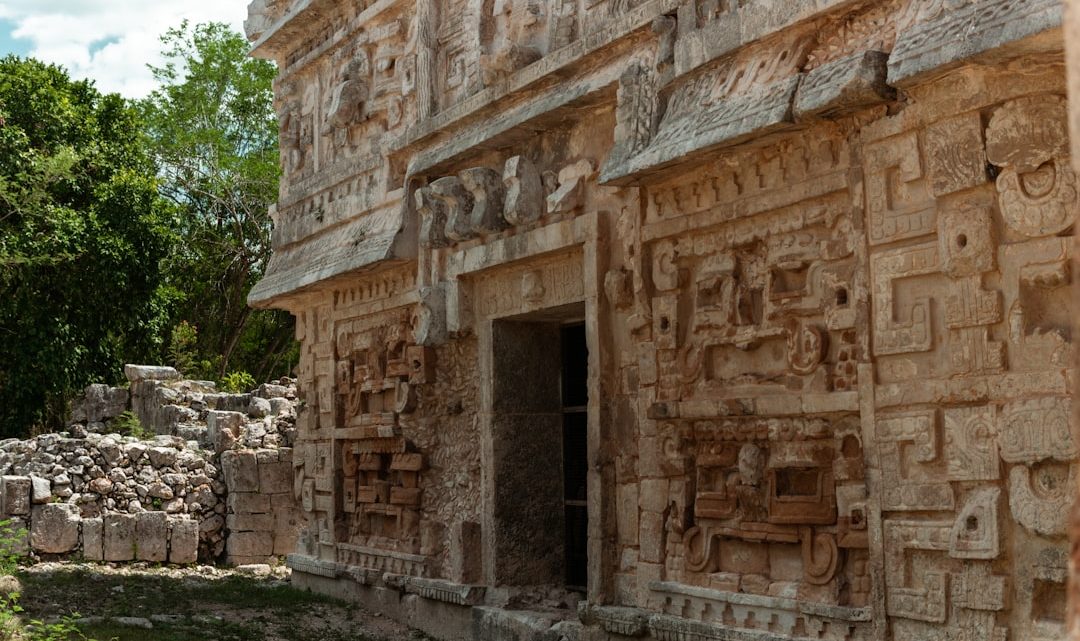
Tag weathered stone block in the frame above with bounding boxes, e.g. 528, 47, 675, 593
227, 492, 271, 514
135, 512, 168, 562
889, 0, 1063, 87
168, 518, 198, 564
227, 531, 274, 560
1, 477, 31, 516
206, 411, 245, 454
602, 76, 801, 184
256, 383, 290, 399
227, 512, 274, 532
270, 493, 295, 510
123, 364, 180, 382
450, 520, 483, 584
793, 51, 894, 120
29, 503, 79, 554
81, 517, 103, 561
2, 518, 28, 556
273, 524, 298, 557
259, 461, 292, 494
639, 479, 670, 515
103, 513, 135, 561
638, 511, 664, 564
221, 450, 259, 492
29, 476, 51, 504
617, 484, 639, 546
70, 384, 129, 423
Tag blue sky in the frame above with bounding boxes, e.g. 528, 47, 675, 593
0, 18, 30, 57
0, 1, 249, 97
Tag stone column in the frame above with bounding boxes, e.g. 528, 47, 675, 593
1067, 1, 1080, 638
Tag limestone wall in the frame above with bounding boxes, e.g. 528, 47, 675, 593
0, 366, 302, 565
247, 1, 1077, 640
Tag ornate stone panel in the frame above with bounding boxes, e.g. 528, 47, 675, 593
249, 2, 1074, 640
863, 88, 1074, 641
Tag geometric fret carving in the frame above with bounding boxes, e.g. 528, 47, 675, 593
871, 242, 940, 355
865, 132, 935, 246
877, 409, 953, 511
884, 519, 950, 622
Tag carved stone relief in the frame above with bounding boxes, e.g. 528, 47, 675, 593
251, 2, 1075, 640
986, 96, 1077, 238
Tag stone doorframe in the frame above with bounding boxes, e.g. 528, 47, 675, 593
437, 211, 616, 600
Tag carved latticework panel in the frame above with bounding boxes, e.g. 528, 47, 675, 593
251, 1, 1076, 638
863, 89, 1075, 641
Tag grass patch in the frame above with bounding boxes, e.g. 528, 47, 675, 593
15, 566, 387, 641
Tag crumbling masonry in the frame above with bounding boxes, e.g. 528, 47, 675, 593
244, 1, 1079, 640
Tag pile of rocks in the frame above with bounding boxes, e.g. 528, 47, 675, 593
73, 365, 298, 451
0, 433, 221, 559
0, 365, 302, 565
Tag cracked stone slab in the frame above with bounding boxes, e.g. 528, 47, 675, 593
889, 0, 1063, 87
794, 51, 895, 120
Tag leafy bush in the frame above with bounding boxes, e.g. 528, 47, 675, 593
220, 371, 256, 394
0, 521, 24, 577
167, 321, 198, 376
110, 411, 153, 440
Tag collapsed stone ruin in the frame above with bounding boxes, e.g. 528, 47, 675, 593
242, 1, 1080, 640
0, 365, 300, 566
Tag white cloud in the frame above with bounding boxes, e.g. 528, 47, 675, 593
0, 0, 249, 97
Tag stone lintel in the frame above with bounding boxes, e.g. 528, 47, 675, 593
250, 0, 400, 61
889, 0, 1064, 87
601, 76, 801, 186
404, 71, 617, 178
393, 0, 680, 156
674, 0, 864, 78
794, 51, 895, 121
248, 212, 412, 307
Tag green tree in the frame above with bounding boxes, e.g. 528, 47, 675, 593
141, 22, 296, 381
0, 56, 175, 436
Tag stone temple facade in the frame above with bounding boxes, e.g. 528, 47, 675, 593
244, 1, 1078, 640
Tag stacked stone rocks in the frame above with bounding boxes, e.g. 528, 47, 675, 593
0, 365, 301, 565
0, 434, 216, 562
220, 448, 295, 564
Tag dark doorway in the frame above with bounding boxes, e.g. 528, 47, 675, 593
561, 323, 589, 590
490, 308, 590, 590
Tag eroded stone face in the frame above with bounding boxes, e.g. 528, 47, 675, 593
250, 1, 1076, 640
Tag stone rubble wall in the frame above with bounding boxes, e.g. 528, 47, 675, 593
0, 365, 302, 565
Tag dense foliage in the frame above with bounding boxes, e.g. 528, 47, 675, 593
142, 22, 296, 383
0, 56, 174, 436
0, 23, 296, 436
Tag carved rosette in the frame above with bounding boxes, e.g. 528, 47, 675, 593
986, 96, 1077, 238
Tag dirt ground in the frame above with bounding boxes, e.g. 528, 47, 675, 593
14, 562, 420, 641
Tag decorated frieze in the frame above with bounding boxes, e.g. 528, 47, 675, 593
251, 2, 1075, 640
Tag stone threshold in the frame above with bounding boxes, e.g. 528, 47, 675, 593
288, 555, 874, 641
287, 553, 486, 606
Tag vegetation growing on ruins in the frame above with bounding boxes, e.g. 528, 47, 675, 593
0, 23, 296, 437
141, 22, 297, 385
0, 56, 175, 438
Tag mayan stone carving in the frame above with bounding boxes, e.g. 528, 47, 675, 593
246, 1, 1076, 640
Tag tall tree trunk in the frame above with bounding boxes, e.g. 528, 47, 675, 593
218, 305, 252, 378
